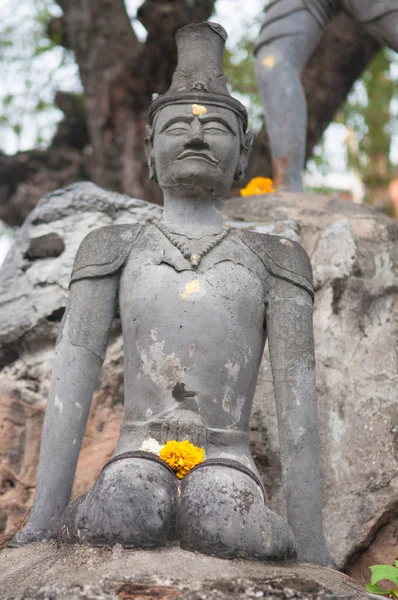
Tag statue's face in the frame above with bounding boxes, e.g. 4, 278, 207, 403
150, 103, 243, 196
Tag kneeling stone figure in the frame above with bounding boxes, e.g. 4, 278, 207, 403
11, 22, 331, 566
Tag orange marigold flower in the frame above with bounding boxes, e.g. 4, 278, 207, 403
240, 177, 275, 196
159, 440, 205, 479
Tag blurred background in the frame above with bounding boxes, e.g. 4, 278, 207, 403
1, 0, 397, 263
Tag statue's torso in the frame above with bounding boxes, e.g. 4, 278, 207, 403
115, 225, 270, 466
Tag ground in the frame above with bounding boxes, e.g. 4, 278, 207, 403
0, 542, 368, 600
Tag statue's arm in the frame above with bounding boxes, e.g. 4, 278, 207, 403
266, 277, 331, 565
11, 273, 118, 545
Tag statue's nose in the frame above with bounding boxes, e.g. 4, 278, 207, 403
185, 119, 209, 148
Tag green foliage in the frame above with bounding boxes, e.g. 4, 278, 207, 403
223, 28, 263, 131
224, 39, 260, 106
337, 47, 398, 185
366, 562, 398, 597
0, 0, 79, 153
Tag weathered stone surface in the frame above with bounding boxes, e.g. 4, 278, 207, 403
0, 543, 368, 600
0, 182, 160, 538
225, 192, 398, 575
0, 184, 397, 579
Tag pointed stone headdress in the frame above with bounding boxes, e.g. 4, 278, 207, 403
148, 22, 248, 131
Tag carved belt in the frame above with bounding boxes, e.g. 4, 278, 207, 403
119, 421, 252, 449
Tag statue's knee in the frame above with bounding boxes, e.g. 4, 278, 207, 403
255, 46, 290, 83
60, 455, 178, 547
179, 461, 297, 560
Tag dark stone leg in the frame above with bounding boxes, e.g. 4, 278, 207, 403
363, 13, 398, 52
59, 455, 178, 548
179, 461, 298, 560
254, 11, 323, 191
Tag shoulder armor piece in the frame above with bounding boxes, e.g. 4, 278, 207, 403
70, 223, 142, 286
238, 230, 314, 300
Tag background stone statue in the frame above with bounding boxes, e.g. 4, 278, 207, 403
255, 0, 398, 192
9, 22, 331, 565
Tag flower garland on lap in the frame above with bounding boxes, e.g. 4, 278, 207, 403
140, 438, 205, 479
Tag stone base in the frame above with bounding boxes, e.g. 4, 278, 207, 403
0, 543, 368, 600
1, 183, 397, 576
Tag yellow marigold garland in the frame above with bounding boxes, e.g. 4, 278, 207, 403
159, 440, 205, 479
240, 177, 275, 196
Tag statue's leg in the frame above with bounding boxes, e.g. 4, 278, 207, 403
254, 11, 324, 192
179, 459, 297, 560
59, 452, 178, 548
362, 12, 398, 52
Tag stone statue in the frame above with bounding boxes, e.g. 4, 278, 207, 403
255, 0, 398, 192
11, 22, 331, 565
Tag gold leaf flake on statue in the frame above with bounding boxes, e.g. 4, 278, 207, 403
180, 279, 201, 300
263, 55, 276, 68
192, 104, 207, 116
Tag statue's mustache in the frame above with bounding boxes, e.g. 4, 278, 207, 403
176, 150, 219, 165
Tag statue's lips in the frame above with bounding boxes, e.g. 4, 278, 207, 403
177, 151, 219, 165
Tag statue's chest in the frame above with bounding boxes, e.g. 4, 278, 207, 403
118, 242, 269, 428
119, 246, 267, 336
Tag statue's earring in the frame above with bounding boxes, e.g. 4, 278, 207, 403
148, 154, 157, 182
234, 131, 254, 181
144, 125, 157, 182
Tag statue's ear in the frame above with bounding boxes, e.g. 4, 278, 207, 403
235, 131, 254, 181
144, 125, 157, 181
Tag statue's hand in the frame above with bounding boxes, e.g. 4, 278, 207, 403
8, 522, 58, 547
161, 410, 207, 448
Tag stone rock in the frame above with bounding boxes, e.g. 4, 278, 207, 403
0, 182, 160, 536
24, 232, 65, 260
226, 192, 398, 575
0, 184, 397, 580
0, 543, 368, 600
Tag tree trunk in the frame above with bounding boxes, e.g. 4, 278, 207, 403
0, 92, 90, 227
58, 0, 216, 204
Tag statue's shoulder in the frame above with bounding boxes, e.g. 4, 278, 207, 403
70, 222, 143, 285
238, 229, 314, 300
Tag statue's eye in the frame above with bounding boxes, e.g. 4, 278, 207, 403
203, 122, 230, 134
165, 122, 190, 134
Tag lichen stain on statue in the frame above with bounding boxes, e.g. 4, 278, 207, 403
9, 22, 331, 565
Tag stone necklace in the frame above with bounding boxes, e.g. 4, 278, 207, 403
153, 220, 230, 267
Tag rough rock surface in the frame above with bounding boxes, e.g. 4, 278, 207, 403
226, 193, 398, 578
0, 183, 397, 581
0, 183, 161, 535
0, 542, 368, 600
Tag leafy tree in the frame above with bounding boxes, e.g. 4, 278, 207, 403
0, 0, 382, 228
342, 48, 398, 200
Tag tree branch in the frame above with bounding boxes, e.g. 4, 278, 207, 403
0, 92, 90, 227
59, 0, 216, 199
304, 14, 380, 159
0, 147, 89, 227
137, 0, 216, 98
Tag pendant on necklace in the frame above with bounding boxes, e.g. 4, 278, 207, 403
190, 254, 201, 267
153, 220, 230, 267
